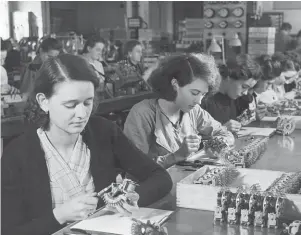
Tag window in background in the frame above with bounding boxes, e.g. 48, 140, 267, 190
0, 1, 10, 39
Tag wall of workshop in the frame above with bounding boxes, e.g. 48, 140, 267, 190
76, 1, 126, 35
262, 1, 301, 34
49, 1, 126, 35
149, 1, 173, 37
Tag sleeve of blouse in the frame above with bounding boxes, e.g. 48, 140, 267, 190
123, 103, 178, 169
112, 123, 173, 206
123, 104, 152, 155
194, 106, 235, 146
1, 146, 62, 235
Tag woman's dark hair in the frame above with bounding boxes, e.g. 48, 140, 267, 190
147, 54, 220, 101
39, 38, 62, 53
25, 54, 100, 129
124, 40, 142, 55
281, 22, 292, 31
284, 50, 301, 71
272, 52, 299, 72
255, 54, 282, 81
1, 38, 10, 51
219, 54, 262, 81
82, 35, 106, 54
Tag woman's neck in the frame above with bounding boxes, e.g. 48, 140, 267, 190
129, 57, 138, 65
158, 99, 180, 118
45, 124, 79, 150
218, 80, 229, 96
82, 53, 94, 64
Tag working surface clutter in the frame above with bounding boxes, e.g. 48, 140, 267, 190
70, 208, 173, 235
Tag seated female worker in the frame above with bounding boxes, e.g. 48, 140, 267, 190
123, 54, 234, 169
235, 54, 283, 120
1, 54, 172, 235
201, 54, 262, 133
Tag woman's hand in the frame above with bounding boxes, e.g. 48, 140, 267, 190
224, 120, 242, 132
256, 103, 267, 120
106, 192, 140, 216
174, 134, 202, 161
53, 193, 98, 224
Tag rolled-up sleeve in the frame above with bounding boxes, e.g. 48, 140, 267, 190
194, 106, 235, 146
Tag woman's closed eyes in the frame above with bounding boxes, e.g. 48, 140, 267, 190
63, 99, 93, 109
191, 89, 207, 97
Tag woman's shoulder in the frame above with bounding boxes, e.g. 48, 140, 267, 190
2, 127, 38, 165
126, 99, 157, 124
87, 116, 117, 131
130, 99, 156, 117
201, 92, 222, 108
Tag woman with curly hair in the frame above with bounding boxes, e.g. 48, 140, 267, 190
201, 54, 262, 132
123, 54, 234, 169
1, 54, 172, 235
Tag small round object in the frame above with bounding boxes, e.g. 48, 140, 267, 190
219, 21, 228, 29
204, 21, 214, 29
218, 8, 229, 18
204, 8, 215, 18
232, 7, 244, 17
234, 20, 243, 28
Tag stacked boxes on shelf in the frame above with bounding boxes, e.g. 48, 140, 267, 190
248, 27, 276, 56
182, 18, 204, 42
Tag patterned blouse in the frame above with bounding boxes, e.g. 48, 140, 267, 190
37, 128, 95, 208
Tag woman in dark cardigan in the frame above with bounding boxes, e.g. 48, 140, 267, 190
201, 54, 262, 132
1, 54, 172, 235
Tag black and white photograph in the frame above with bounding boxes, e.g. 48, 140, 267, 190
1, 1, 301, 235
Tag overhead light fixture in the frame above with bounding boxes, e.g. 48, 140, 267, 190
209, 38, 222, 53
208, 35, 225, 64
229, 33, 242, 47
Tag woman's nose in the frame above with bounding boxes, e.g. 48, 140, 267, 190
75, 104, 87, 118
242, 89, 248, 95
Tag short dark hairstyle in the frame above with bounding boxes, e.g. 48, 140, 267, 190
219, 54, 262, 81
82, 34, 106, 54
25, 54, 99, 129
39, 38, 62, 53
255, 54, 282, 81
281, 22, 292, 31
147, 53, 220, 101
284, 50, 301, 71
273, 51, 299, 72
1, 38, 10, 51
124, 40, 142, 55
297, 30, 301, 38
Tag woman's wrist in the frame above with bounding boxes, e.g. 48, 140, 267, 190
173, 150, 189, 162
53, 207, 66, 225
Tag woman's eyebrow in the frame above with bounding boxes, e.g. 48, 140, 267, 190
62, 97, 94, 103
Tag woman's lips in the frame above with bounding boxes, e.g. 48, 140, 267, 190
72, 121, 86, 125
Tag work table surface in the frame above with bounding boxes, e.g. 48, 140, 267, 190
52, 127, 301, 235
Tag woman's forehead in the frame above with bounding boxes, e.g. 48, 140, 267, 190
242, 78, 257, 87
186, 79, 209, 92
51, 80, 94, 100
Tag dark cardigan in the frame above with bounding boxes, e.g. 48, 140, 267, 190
200, 92, 238, 124
1, 116, 172, 235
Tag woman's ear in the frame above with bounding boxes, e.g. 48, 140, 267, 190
36, 93, 49, 113
171, 78, 179, 91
